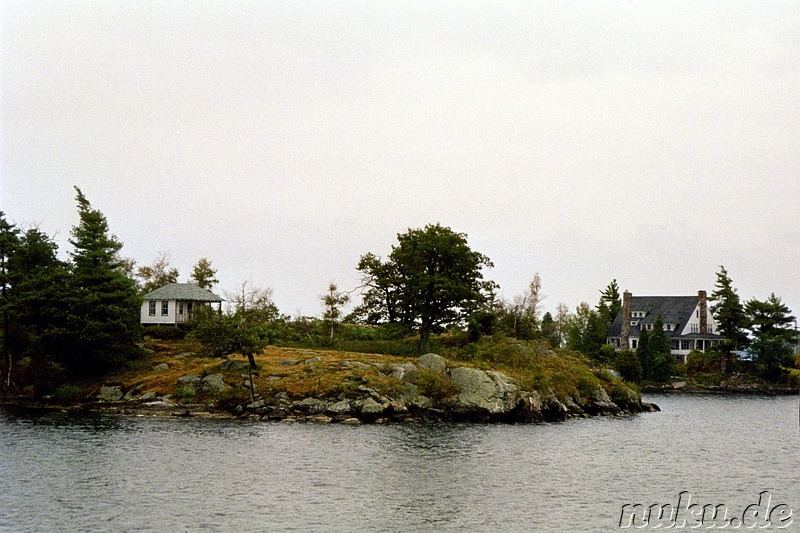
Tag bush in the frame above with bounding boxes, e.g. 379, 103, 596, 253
53, 384, 84, 404
144, 325, 186, 340
614, 349, 641, 383
415, 369, 457, 402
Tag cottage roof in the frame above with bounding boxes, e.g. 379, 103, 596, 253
608, 295, 699, 338
143, 283, 222, 302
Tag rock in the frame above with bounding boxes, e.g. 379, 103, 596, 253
96, 386, 124, 402
247, 400, 265, 410
672, 381, 687, 389
341, 361, 373, 371
450, 367, 506, 413
220, 360, 250, 372
200, 374, 230, 393
391, 362, 418, 382
326, 400, 352, 416
123, 386, 143, 401
339, 418, 361, 425
303, 356, 324, 365
152, 363, 169, 372
278, 359, 298, 366
266, 376, 282, 381
294, 397, 327, 414
177, 375, 201, 386
308, 415, 333, 423
418, 353, 447, 374
139, 391, 157, 401
359, 397, 386, 416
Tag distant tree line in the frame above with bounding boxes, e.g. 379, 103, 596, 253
1, 188, 797, 397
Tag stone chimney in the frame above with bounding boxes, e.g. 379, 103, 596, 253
620, 290, 632, 349
698, 290, 708, 334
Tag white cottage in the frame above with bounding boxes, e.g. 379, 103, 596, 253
140, 283, 223, 326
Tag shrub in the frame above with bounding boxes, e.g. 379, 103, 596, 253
614, 349, 641, 383
53, 384, 84, 404
415, 369, 457, 402
144, 325, 186, 340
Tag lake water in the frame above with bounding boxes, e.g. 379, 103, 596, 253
1, 394, 798, 532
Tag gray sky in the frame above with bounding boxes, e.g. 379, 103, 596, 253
2, 1, 799, 319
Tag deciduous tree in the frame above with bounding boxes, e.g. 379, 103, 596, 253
136, 252, 179, 293
321, 283, 350, 341
355, 224, 496, 352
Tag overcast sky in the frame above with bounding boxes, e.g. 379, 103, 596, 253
2, 2, 799, 319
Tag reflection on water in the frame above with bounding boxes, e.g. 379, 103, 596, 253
1, 394, 798, 531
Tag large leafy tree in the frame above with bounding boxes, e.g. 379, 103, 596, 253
67, 187, 142, 375
745, 293, 796, 381
355, 223, 496, 352
710, 266, 749, 373
136, 252, 179, 293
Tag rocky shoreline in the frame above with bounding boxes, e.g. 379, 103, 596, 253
2, 352, 661, 424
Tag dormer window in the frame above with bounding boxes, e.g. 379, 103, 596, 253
631, 320, 639, 326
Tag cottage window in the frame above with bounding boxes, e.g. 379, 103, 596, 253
148, 301, 156, 316
631, 339, 638, 349
161, 301, 169, 316
690, 323, 699, 333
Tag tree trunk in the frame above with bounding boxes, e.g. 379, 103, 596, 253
246, 354, 257, 404
419, 323, 431, 354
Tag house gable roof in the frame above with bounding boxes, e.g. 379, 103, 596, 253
608, 295, 699, 338
143, 283, 223, 302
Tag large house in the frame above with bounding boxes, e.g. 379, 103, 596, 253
607, 290, 722, 363
140, 283, 223, 326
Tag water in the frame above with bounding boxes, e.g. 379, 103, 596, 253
0, 394, 798, 532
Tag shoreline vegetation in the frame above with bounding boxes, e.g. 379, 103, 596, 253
2, 194, 798, 424
1, 338, 661, 424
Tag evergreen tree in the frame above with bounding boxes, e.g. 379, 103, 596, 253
648, 316, 673, 382
745, 294, 796, 381
67, 187, 142, 375
540, 311, 560, 347
0, 213, 20, 391
636, 328, 652, 380
710, 266, 749, 373
190, 257, 219, 290
8, 229, 72, 387
599, 279, 622, 318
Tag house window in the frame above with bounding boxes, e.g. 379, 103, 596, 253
161, 301, 169, 316
148, 301, 156, 316
646, 324, 653, 331
179, 302, 185, 316
631, 320, 638, 327
631, 339, 638, 349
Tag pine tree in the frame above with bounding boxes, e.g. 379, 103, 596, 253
67, 187, 142, 375
0, 213, 20, 391
190, 257, 219, 290
745, 293, 796, 381
710, 266, 749, 373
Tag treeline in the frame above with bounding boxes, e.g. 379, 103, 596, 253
2, 190, 797, 396
1, 188, 142, 393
